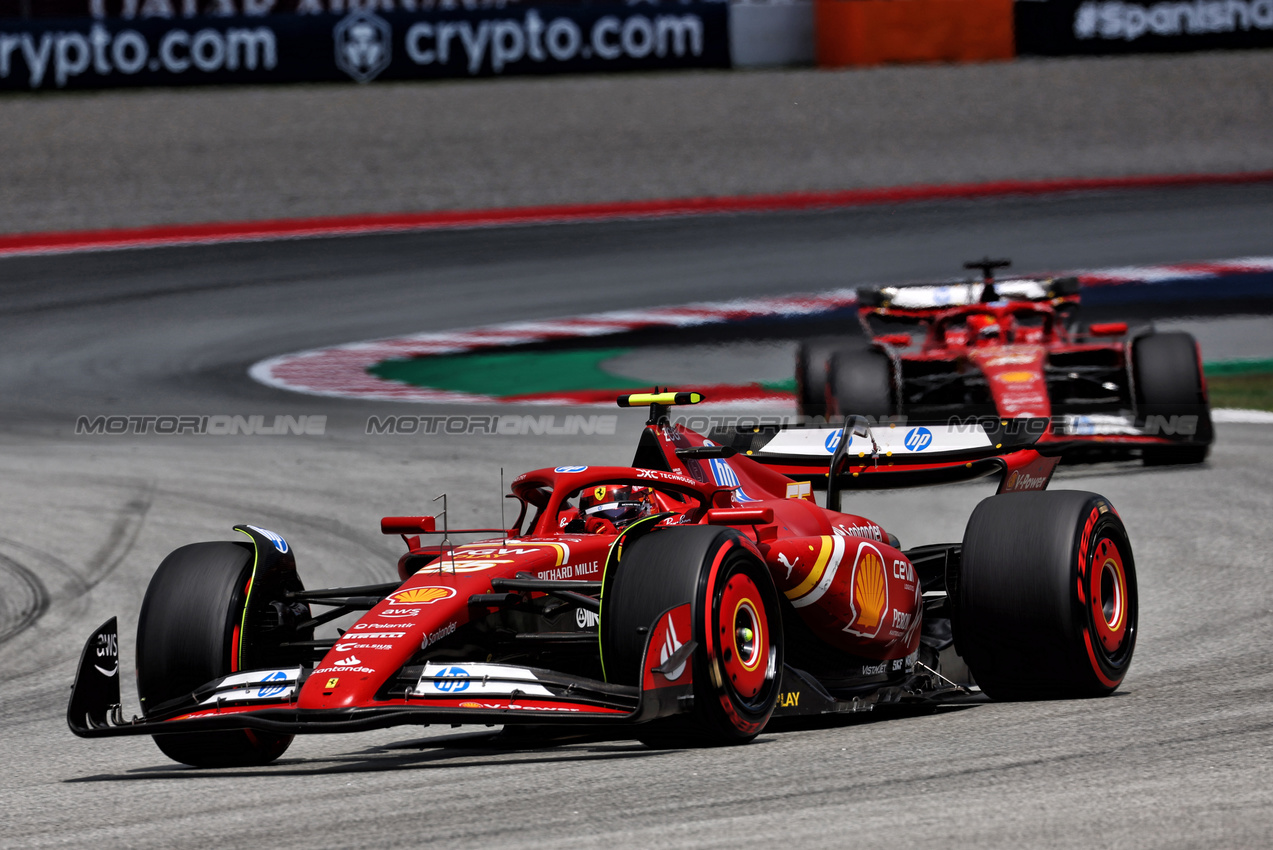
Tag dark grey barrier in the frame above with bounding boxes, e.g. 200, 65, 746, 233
0, 3, 728, 90
1015, 0, 1273, 55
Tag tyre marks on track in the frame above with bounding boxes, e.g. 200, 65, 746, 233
82, 481, 155, 593
0, 479, 153, 649
0, 554, 49, 646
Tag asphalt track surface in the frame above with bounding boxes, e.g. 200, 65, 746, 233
4, 50, 1273, 234
1, 185, 1272, 848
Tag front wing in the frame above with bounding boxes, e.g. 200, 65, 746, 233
67, 617, 692, 739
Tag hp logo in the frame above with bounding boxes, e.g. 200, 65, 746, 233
904, 427, 933, 452
433, 667, 470, 693
824, 431, 841, 453
256, 670, 288, 699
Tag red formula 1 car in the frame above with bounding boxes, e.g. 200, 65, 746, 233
797, 259, 1212, 464
68, 392, 1137, 767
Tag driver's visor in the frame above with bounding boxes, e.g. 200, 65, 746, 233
582, 500, 643, 522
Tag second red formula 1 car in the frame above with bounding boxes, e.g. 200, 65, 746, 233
797, 259, 1212, 464
68, 392, 1138, 766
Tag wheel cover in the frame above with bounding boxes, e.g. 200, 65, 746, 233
717, 573, 769, 699
1090, 537, 1128, 653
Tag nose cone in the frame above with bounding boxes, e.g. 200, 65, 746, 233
298, 666, 377, 709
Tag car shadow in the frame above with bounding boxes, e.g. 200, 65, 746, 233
64, 730, 668, 783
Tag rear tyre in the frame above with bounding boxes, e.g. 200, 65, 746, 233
827, 348, 896, 421
1133, 331, 1212, 465
796, 340, 838, 420
137, 542, 294, 767
601, 526, 783, 747
954, 491, 1137, 700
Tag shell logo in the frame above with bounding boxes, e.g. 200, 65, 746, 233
845, 544, 889, 638
459, 702, 482, 709
387, 587, 456, 605
999, 371, 1035, 383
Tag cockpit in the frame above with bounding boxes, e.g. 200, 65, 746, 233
510, 469, 708, 537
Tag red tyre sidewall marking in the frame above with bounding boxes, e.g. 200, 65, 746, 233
230, 624, 241, 674
702, 540, 765, 734
1090, 537, 1128, 652
719, 574, 767, 699
1077, 507, 1123, 688
235, 574, 253, 671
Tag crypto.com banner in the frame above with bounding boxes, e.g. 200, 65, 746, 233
0, 4, 728, 90
1016, 0, 1273, 55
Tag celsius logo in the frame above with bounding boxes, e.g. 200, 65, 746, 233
904, 427, 933, 452
246, 525, 289, 553
335, 11, 392, 83
824, 431, 841, 453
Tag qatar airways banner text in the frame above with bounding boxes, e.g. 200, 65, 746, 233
1016, 0, 1273, 55
0, 4, 728, 90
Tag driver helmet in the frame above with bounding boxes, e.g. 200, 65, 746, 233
967, 313, 1002, 344
578, 484, 653, 528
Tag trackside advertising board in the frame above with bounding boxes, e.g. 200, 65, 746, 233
1016, 0, 1273, 55
0, 4, 728, 90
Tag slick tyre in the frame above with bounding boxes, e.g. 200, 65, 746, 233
1133, 331, 1212, 465
796, 339, 839, 420
601, 526, 783, 747
827, 348, 896, 422
954, 491, 1137, 700
136, 542, 293, 767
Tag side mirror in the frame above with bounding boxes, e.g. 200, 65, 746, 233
848, 414, 874, 441
380, 516, 437, 534
828, 416, 878, 513
1087, 322, 1128, 337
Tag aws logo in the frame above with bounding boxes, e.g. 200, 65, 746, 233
387, 587, 456, 605
843, 543, 889, 639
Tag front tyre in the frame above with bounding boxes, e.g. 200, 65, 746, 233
954, 491, 1137, 700
1133, 331, 1212, 465
137, 542, 293, 767
601, 526, 783, 746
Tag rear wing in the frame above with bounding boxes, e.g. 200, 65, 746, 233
708, 417, 1059, 500
857, 276, 1080, 315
